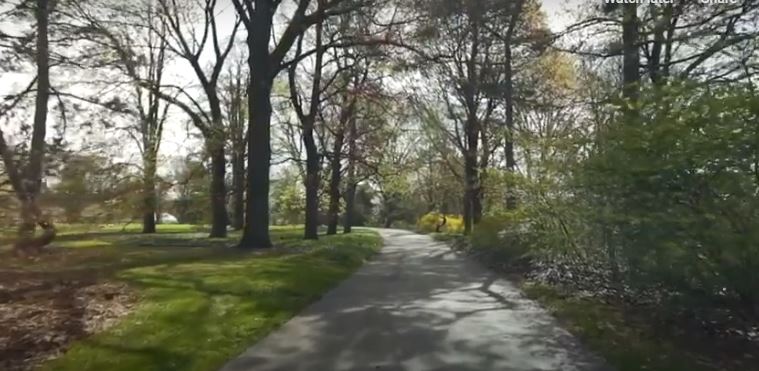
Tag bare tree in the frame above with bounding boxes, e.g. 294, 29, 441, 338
142, 0, 241, 238
221, 56, 248, 231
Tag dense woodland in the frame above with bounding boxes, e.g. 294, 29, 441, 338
2, 0, 759, 368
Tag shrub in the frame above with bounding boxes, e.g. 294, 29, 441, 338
580, 83, 759, 316
417, 212, 464, 234
470, 212, 532, 262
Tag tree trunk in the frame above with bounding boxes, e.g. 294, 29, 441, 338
231, 149, 245, 230
502, 0, 524, 211
303, 121, 320, 240
18, 0, 50, 240
228, 62, 246, 231
239, 6, 274, 248
504, 41, 517, 210
384, 218, 392, 228
298, 11, 324, 241
142, 152, 157, 234
10, 0, 51, 252
342, 117, 357, 234
343, 182, 356, 233
326, 128, 344, 235
28, 0, 49, 205
463, 182, 474, 235
473, 186, 483, 224
209, 139, 228, 238
622, 3, 640, 104
463, 110, 479, 235
18, 201, 37, 240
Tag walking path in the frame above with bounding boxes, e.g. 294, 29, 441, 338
221, 229, 612, 371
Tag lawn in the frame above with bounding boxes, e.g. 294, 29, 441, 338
0, 225, 382, 371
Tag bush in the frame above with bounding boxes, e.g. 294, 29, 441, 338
417, 212, 464, 234
470, 213, 532, 262
580, 83, 759, 316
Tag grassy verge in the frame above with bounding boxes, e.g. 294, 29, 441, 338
522, 283, 721, 371
1, 225, 381, 371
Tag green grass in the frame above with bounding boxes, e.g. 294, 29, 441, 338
1, 225, 381, 371
522, 283, 715, 371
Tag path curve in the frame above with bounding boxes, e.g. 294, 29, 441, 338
221, 229, 612, 371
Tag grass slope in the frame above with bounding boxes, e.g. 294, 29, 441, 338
5, 226, 382, 371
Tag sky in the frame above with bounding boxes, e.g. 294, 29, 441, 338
542, 0, 584, 31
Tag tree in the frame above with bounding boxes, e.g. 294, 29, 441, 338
359, 101, 417, 228
323, 67, 370, 235
230, 0, 378, 247
148, 0, 241, 238
408, 0, 548, 232
221, 56, 248, 231
342, 103, 359, 233
0, 0, 55, 254
287, 6, 327, 240
271, 165, 306, 225
135, 23, 170, 234
167, 156, 211, 225
411, 0, 502, 234
569, 2, 759, 85
72, 0, 182, 234
231, 0, 294, 248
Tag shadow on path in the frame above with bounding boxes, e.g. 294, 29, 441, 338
221, 229, 613, 371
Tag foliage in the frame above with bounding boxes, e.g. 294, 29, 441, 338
469, 213, 532, 262
271, 166, 306, 226
166, 158, 210, 225
416, 212, 464, 234
579, 83, 759, 316
48, 154, 141, 223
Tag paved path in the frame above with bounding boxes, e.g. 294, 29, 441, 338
221, 229, 612, 371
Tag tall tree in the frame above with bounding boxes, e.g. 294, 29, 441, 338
221, 57, 248, 231
499, 0, 525, 210
287, 5, 327, 240
342, 105, 359, 233
621, 3, 639, 104
324, 61, 369, 235
149, 0, 241, 238
413, 0, 503, 234
137, 23, 170, 234
230, 0, 377, 247
0, 0, 54, 253
72, 0, 175, 234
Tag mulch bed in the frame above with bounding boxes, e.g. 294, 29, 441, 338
0, 270, 136, 371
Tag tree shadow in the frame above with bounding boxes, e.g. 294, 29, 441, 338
221, 229, 613, 371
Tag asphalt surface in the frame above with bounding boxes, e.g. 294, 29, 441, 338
221, 229, 613, 371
